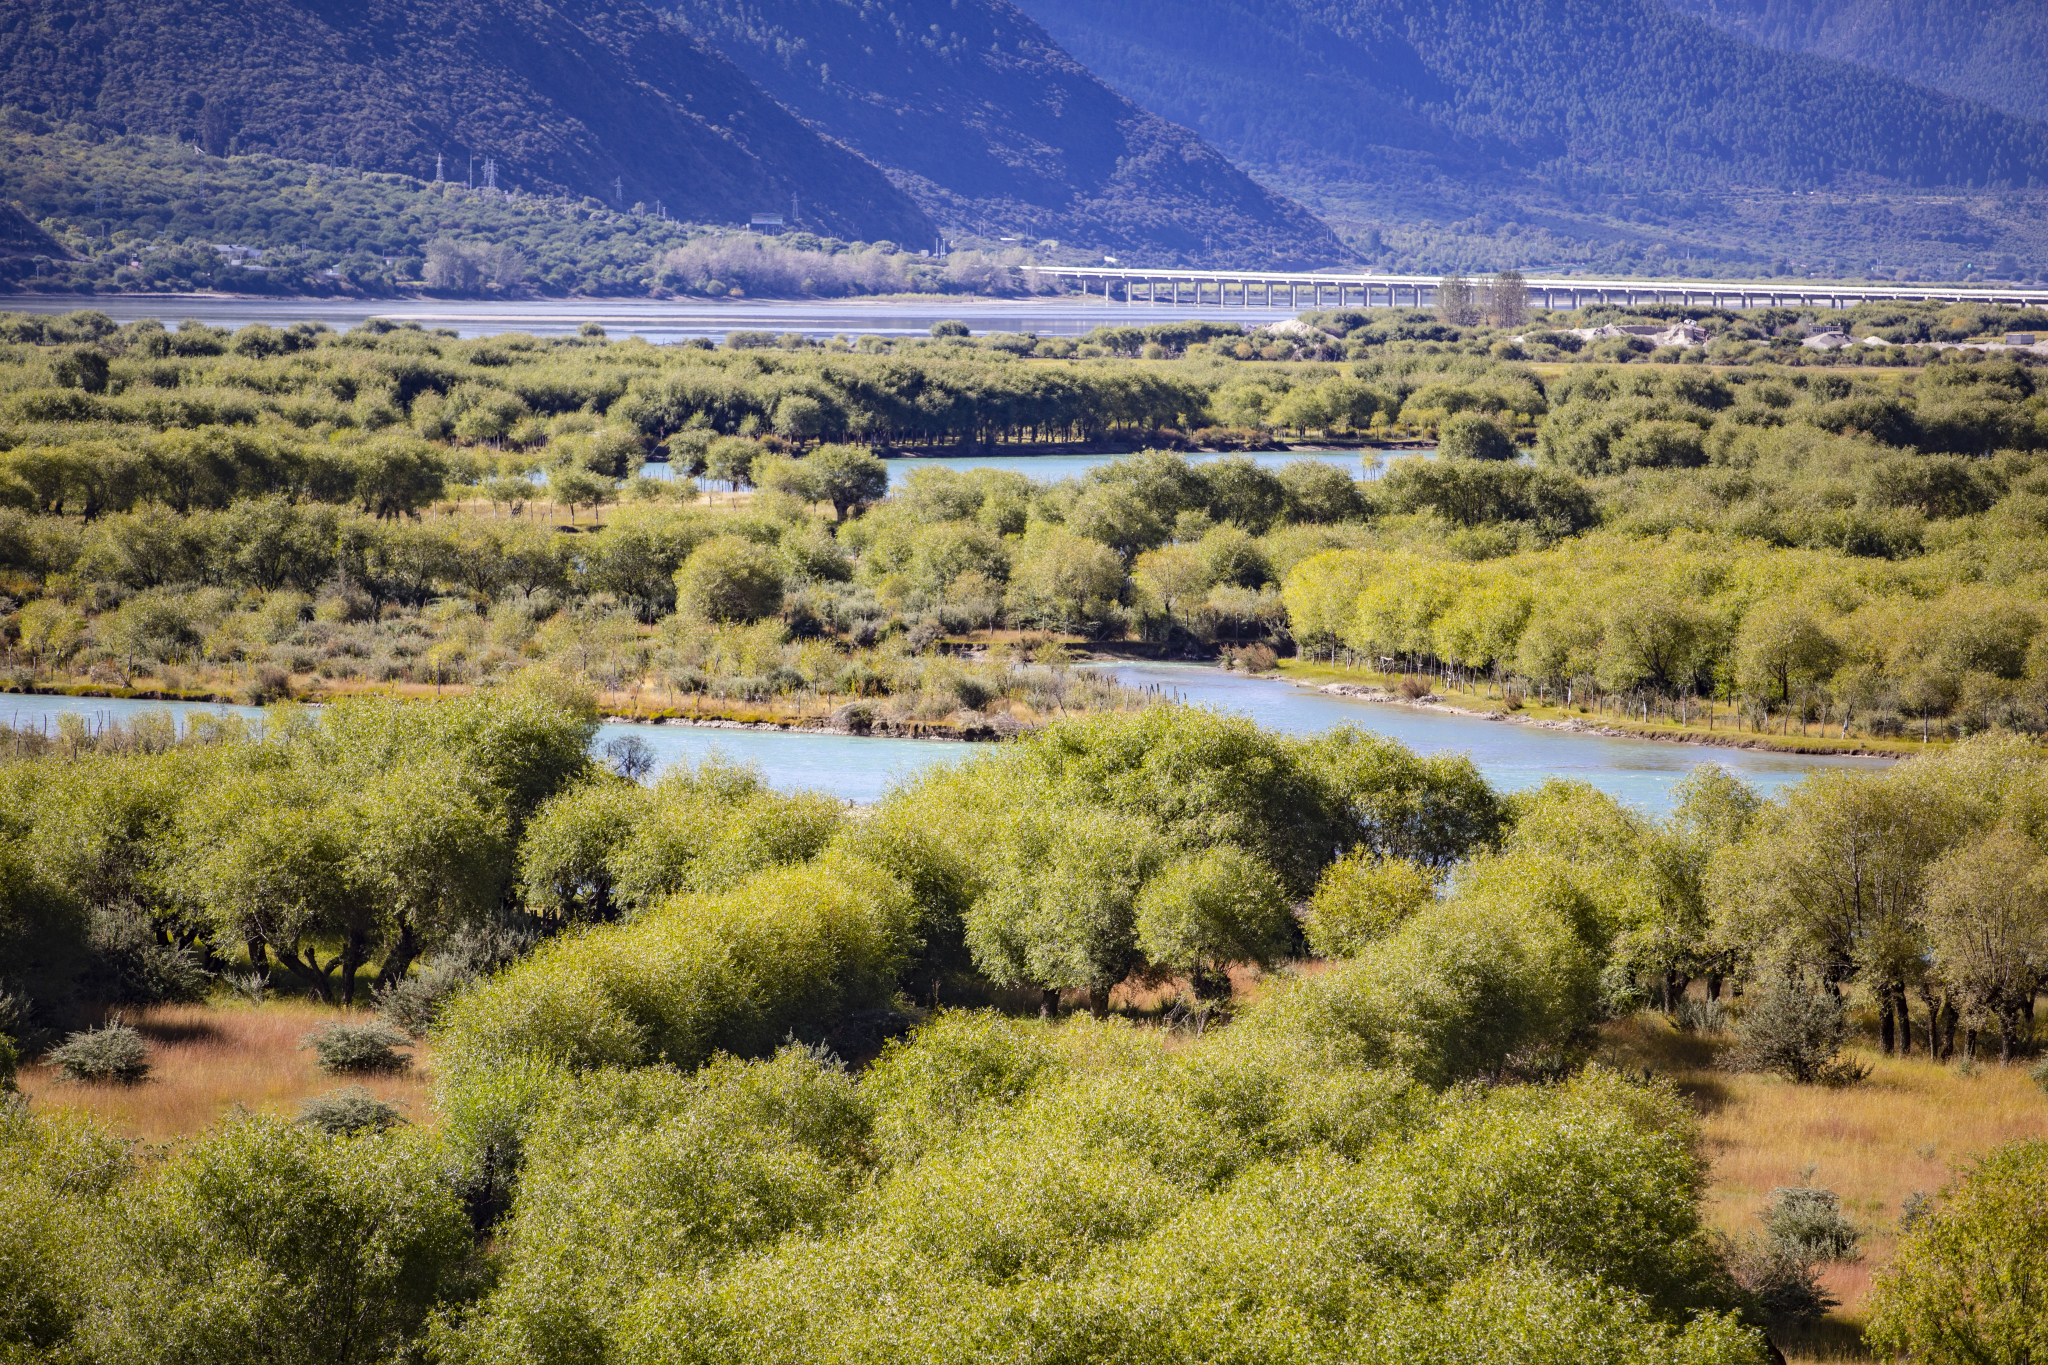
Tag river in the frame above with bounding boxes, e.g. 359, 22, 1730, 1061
7, 293, 1305, 343
2, 665, 1887, 815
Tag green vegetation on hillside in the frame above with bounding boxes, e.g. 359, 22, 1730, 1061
1015, 0, 2048, 278
0, 0, 935, 242
659, 0, 1345, 264
0, 126, 962, 298
1670, 0, 2048, 126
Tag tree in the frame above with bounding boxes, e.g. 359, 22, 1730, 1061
1485, 270, 1528, 328
1438, 411, 1518, 462
1134, 847, 1291, 998
1920, 826, 2048, 1060
675, 534, 785, 622
1735, 601, 1839, 708
806, 443, 888, 522
1438, 272, 1479, 325
549, 467, 612, 523
1133, 544, 1212, 633
704, 436, 762, 493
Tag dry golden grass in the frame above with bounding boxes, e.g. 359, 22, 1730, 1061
1600, 1012, 2048, 1360
19, 1001, 434, 1143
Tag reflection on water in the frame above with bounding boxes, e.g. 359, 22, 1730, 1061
3, 667, 1889, 815
7, 293, 1308, 342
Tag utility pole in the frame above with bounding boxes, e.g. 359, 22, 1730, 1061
791, 191, 799, 225
435, 152, 443, 182
613, 176, 623, 205
484, 157, 496, 190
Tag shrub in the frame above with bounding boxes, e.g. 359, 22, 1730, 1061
1723, 1234, 1837, 1328
81, 1116, 469, 1365
1869, 1139, 2048, 1362
1250, 872, 1597, 1087
439, 856, 915, 1078
47, 1023, 150, 1083
1760, 1185, 1861, 1262
1673, 997, 1729, 1034
377, 959, 474, 1039
2032, 1055, 2048, 1095
299, 1086, 407, 1136
1730, 985, 1867, 1085
303, 1021, 413, 1075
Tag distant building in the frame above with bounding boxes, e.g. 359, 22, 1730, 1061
2009, 332, 2038, 346
750, 214, 784, 232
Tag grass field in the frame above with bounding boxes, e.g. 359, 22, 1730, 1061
17, 1001, 433, 1143
1602, 1011, 2048, 1360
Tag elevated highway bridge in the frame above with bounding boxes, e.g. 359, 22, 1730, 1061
1025, 266, 2048, 313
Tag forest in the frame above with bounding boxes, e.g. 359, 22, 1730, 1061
1, 296, 2047, 1361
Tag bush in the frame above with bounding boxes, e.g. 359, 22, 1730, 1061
303, 1021, 413, 1075
1673, 998, 1729, 1034
1730, 985, 1867, 1086
82, 1115, 469, 1365
0, 1033, 15, 1091
439, 856, 915, 1078
377, 959, 474, 1039
1760, 1184, 1861, 1262
2032, 1055, 2048, 1095
299, 1086, 407, 1136
1869, 1139, 2048, 1362
47, 1023, 150, 1083
1250, 870, 1597, 1087
1723, 1234, 1837, 1328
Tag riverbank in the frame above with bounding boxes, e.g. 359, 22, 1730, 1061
1270, 660, 1923, 758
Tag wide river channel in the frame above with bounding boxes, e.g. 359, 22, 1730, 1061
3, 663, 1889, 815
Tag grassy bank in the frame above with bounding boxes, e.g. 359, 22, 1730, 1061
1272, 659, 1930, 757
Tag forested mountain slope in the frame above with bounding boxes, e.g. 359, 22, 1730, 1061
1665, 0, 2048, 126
0, 0, 936, 242
660, 0, 1348, 265
1014, 0, 2048, 277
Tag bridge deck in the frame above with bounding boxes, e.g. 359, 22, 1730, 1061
1028, 267, 2048, 311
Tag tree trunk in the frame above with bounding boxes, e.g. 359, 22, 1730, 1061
246, 936, 271, 983
375, 922, 421, 992
1878, 983, 1895, 1056
340, 929, 366, 1007
1893, 989, 1912, 1058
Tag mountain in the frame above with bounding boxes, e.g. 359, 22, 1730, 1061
1013, 0, 2048, 277
0, 0, 936, 243
660, 0, 1348, 266
1663, 0, 2048, 127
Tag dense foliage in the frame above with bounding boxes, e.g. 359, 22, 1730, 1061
4, 300, 2048, 743
4, 673, 2047, 1361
